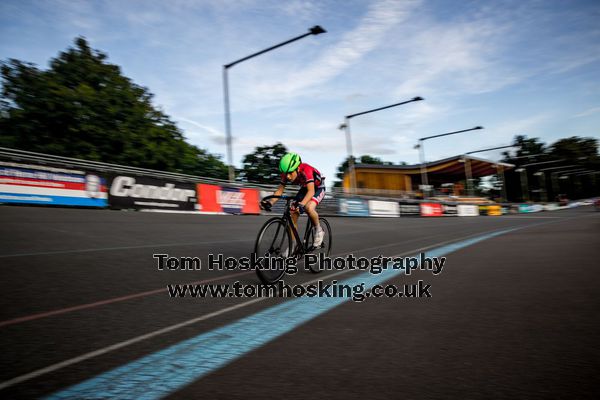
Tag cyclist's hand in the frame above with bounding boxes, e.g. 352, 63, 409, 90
292, 201, 305, 214
260, 200, 272, 211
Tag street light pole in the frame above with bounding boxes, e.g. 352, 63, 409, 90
496, 164, 507, 202
418, 139, 427, 189
222, 68, 234, 181
519, 159, 565, 201
463, 144, 516, 200
465, 156, 473, 196
341, 96, 424, 194
514, 168, 529, 202
339, 117, 356, 194
222, 26, 326, 182
534, 171, 548, 202
540, 166, 582, 200
418, 126, 483, 197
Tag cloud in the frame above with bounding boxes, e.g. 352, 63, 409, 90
174, 116, 226, 145
572, 106, 600, 119
391, 15, 521, 98
354, 135, 410, 156
491, 113, 552, 137
233, 0, 422, 107
277, 0, 322, 21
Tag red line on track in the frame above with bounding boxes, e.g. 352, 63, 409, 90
0, 271, 253, 328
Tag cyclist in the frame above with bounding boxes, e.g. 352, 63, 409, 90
261, 152, 326, 246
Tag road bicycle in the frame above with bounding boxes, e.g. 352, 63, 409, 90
254, 195, 332, 284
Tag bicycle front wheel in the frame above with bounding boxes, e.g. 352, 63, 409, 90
254, 217, 292, 284
305, 217, 332, 273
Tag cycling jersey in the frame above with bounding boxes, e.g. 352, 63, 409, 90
280, 163, 323, 188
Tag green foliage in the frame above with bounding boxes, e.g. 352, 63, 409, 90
238, 143, 288, 183
502, 135, 546, 161
549, 136, 599, 166
501, 135, 599, 201
501, 135, 599, 167
0, 37, 227, 179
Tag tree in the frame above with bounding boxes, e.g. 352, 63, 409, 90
501, 135, 547, 163
0, 37, 228, 179
238, 143, 288, 184
548, 136, 599, 166
500, 135, 599, 201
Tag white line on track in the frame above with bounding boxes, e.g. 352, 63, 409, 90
0, 214, 589, 391
0, 227, 525, 391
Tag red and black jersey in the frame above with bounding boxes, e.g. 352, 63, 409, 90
280, 163, 323, 187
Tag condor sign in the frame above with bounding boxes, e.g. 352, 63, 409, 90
197, 184, 260, 214
108, 175, 196, 210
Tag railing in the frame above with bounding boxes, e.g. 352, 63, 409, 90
330, 186, 416, 200
0, 147, 507, 207
0, 146, 280, 191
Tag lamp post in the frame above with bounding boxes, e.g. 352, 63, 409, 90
339, 96, 424, 194
533, 171, 548, 202
417, 126, 483, 197
561, 169, 594, 177
463, 144, 516, 200
556, 169, 592, 199
539, 165, 582, 201
514, 168, 529, 201
223, 25, 326, 182
518, 159, 565, 201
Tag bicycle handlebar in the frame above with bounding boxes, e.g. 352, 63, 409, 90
262, 195, 294, 201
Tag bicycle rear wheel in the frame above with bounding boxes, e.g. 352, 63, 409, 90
254, 217, 292, 284
305, 217, 332, 273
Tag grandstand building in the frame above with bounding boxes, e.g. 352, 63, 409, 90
342, 155, 514, 198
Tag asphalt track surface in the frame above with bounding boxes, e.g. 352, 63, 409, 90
0, 205, 599, 399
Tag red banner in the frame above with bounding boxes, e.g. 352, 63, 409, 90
196, 184, 260, 214
420, 202, 443, 217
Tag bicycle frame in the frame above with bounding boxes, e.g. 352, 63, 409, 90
262, 195, 315, 257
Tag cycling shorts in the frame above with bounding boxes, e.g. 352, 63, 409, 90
294, 181, 326, 205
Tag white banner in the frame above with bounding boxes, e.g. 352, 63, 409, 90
368, 200, 399, 217
457, 204, 479, 216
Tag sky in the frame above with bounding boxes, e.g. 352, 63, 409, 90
1, 0, 600, 186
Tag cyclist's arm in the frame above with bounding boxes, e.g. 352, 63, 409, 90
270, 184, 285, 204
299, 182, 315, 206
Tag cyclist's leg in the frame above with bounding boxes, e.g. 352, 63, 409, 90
289, 188, 306, 245
305, 184, 325, 222
306, 185, 326, 245
305, 201, 319, 227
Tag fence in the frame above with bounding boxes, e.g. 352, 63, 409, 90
0, 147, 582, 217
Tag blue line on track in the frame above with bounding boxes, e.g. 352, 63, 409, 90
46, 228, 515, 400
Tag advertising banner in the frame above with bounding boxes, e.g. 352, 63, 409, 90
479, 205, 501, 216
0, 162, 107, 207
398, 201, 421, 216
442, 204, 458, 216
457, 204, 479, 216
420, 202, 443, 217
108, 175, 196, 210
543, 203, 559, 211
530, 204, 544, 212
339, 198, 370, 216
368, 200, 400, 217
518, 204, 543, 213
197, 184, 260, 214
487, 205, 502, 216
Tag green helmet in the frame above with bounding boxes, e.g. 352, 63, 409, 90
279, 152, 302, 173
